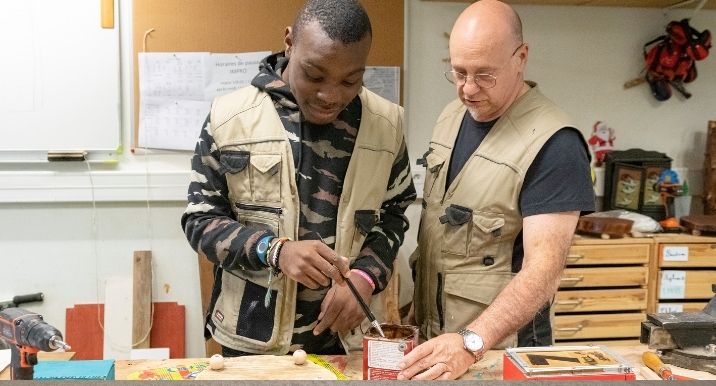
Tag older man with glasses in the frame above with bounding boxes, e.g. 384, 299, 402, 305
398, 0, 595, 380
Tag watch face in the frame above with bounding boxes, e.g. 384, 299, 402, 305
464, 331, 484, 352
257, 239, 270, 254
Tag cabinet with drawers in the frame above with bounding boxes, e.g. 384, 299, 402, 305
650, 234, 716, 314
554, 236, 651, 344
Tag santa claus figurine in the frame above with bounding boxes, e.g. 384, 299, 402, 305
587, 121, 615, 167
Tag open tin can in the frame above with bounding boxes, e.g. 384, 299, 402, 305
362, 324, 419, 380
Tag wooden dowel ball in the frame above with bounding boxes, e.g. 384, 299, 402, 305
293, 349, 307, 365
209, 353, 224, 370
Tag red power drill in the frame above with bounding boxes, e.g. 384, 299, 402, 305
0, 307, 70, 380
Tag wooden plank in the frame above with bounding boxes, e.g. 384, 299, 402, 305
567, 244, 649, 265
65, 304, 104, 360
560, 266, 647, 288
553, 313, 645, 340
150, 302, 186, 359
195, 355, 336, 380
554, 288, 647, 313
133, 251, 152, 349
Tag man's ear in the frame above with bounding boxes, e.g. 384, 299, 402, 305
284, 26, 293, 56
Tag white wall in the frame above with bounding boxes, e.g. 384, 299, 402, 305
406, 1, 716, 194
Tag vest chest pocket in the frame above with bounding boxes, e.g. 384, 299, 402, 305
220, 151, 251, 203
468, 211, 505, 258
249, 154, 282, 203
439, 204, 473, 256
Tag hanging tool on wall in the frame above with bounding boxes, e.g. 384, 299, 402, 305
623, 18, 711, 101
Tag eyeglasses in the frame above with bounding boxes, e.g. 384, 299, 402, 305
444, 43, 524, 89
444, 71, 498, 89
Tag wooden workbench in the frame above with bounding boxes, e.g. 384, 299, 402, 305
112, 345, 716, 381
3, 346, 714, 380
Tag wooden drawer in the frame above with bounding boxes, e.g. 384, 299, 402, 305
658, 270, 716, 299
560, 267, 647, 288
554, 288, 647, 312
567, 244, 649, 265
657, 302, 708, 312
554, 313, 645, 340
659, 243, 716, 267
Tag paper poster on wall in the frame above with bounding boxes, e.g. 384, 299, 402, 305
363, 66, 400, 104
659, 270, 686, 299
138, 51, 270, 151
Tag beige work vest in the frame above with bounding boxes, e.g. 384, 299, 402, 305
207, 86, 405, 354
414, 84, 574, 348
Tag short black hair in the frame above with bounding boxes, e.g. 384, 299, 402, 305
293, 0, 372, 44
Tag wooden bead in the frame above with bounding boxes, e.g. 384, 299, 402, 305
293, 349, 307, 365
209, 353, 224, 370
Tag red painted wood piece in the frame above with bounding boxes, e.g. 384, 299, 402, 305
65, 302, 185, 359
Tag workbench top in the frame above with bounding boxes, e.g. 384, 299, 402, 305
112, 345, 715, 381
3, 345, 715, 380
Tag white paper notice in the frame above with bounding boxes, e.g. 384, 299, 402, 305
138, 51, 269, 150
662, 246, 689, 262
205, 52, 269, 101
363, 66, 400, 104
659, 270, 686, 299
657, 303, 683, 313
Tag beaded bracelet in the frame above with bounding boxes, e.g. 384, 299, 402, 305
268, 237, 290, 272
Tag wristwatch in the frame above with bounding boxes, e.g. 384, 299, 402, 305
458, 328, 484, 363
256, 235, 274, 266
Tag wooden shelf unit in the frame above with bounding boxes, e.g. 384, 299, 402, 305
650, 234, 716, 314
554, 236, 651, 345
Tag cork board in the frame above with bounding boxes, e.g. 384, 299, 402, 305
132, 0, 404, 148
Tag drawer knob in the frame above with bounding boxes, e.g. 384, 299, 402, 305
560, 276, 584, 284
556, 325, 584, 333
566, 254, 584, 262
556, 299, 583, 306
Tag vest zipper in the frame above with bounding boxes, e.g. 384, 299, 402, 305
436, 272, 444, 331
236, 202, 283, 215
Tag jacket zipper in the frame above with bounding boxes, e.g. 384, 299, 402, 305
436, 272, 444, 331
235, 202, 283, 215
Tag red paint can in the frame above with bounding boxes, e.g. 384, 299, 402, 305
362, 324, 419, 380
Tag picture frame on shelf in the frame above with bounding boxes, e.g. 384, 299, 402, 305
612, 163, 644, 211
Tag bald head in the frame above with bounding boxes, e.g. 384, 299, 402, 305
450, 0, 522, 52
447, 0, 528, 122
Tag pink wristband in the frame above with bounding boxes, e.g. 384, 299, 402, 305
351, 269, 375, 290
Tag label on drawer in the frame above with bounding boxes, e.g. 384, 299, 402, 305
657, 303, 683, 313
662, 246, 689, 262
660, 270, 686, 299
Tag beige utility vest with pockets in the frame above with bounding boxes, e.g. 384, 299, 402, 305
414, 84, 573, 348
208, 86, 404, 354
